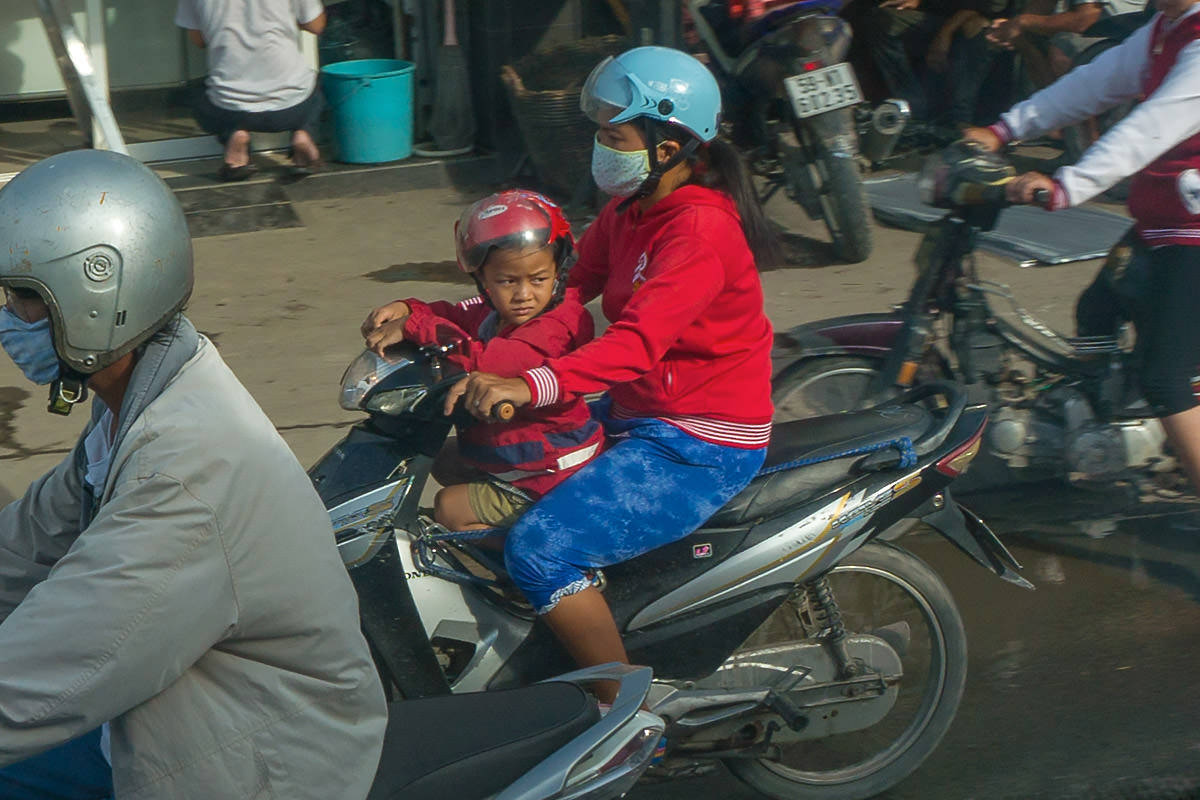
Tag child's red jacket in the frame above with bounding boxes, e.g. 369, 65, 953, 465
401, 295, 604, 497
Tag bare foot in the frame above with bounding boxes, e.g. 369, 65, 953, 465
224, 130, 251, 167
290, 130, 321, 168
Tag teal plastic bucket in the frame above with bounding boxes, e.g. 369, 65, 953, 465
320, 59, 415, 164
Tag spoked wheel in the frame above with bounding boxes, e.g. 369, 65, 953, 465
725, 542, 968, 800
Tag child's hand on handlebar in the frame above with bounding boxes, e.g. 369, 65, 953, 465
360, 300, 410, 338
1006, 171, 1055, 206
444, 372, 533, 419
364, 318, 408, 356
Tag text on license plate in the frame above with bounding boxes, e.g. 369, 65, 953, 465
783, 64, 863, 119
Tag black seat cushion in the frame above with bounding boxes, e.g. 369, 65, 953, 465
709, 404, 933, 526
368, 682, 599, 800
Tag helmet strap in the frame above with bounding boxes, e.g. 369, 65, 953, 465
549, 247, 577, 309
47, 364, 89, 416
617, 120, 702, 212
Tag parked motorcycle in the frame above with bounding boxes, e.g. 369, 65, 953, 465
687, 0, 878, 263
771, 142, 1180, 491
368, 663, 662, 800
311, 335, 1031, 800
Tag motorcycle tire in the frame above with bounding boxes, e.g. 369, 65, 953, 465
815, 147, 873, 264
725, 541, 968, 800
772, 355, 884, 423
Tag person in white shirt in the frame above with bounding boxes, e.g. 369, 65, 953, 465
965, 0, 1200, 493
176, 0, 328, 180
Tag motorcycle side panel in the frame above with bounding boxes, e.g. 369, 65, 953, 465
627, 466, 930, 631
394, 533, 535, 693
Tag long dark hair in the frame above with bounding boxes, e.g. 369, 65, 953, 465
652, 121, 783, 267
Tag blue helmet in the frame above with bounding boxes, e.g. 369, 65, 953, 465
580, 46, 722, 143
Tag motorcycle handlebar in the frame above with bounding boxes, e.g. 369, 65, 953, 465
976, 183, 1051, 208
491, 401, 516, 422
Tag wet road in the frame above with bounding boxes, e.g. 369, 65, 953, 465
628, 485, 1200, 800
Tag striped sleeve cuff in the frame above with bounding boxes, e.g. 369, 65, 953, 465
523, 366, 560, 408
989, 120, 1015, 145
1048, 180, 1070, 211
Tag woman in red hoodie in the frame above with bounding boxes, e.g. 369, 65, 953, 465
448, 46, 779, 684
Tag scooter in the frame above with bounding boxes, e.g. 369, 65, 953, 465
311, 335, 1031, 800
687, 0, 885, 263
771, 142, 1182, 491
367, 663, 662, 800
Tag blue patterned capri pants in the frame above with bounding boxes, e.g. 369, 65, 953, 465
504, 402, 767, 614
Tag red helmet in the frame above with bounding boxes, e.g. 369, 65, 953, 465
454, 190, 574, 275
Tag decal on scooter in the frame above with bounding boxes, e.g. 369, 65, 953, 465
693, 543, 713, 559
832, 472, 922, 529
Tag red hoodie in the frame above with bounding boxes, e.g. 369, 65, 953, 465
402, 296, 604, 497
521, 185, 774, 449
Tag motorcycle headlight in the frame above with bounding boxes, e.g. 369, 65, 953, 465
339, 349, 416, 411
365, 385, 429, 415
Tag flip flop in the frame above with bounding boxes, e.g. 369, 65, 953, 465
217, 163, 258, 182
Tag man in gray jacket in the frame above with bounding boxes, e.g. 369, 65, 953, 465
0, 150, 387, 798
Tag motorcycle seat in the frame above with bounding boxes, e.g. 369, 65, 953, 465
708, 402, 933, 526
367, 682, 599, 800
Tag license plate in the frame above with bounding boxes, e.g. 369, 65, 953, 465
784, 63, 863, 119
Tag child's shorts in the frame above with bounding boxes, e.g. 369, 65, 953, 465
466, 479, 533, 528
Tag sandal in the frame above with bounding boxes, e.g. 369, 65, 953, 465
217, 162, 258, 182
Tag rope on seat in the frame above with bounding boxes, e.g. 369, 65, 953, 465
756, 436, 917, 477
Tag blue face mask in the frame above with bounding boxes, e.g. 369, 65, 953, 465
591, 138, 651, 198
0, 307, 61, 385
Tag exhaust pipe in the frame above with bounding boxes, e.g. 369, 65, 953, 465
861, 99, 911, 164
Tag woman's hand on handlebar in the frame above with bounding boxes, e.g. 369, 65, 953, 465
1006, 171, 1055, 207
443, 372, 533, 419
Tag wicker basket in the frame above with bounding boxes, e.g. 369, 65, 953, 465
501, 35, 631, 196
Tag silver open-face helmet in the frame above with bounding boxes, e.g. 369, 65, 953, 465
0, 149, 194, 376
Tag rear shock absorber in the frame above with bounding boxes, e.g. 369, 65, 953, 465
805, 578, 861, 679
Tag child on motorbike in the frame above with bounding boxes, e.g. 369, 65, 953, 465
360, 190, 604, 531
964, 0, 1200, 490
445, 47, 779, 692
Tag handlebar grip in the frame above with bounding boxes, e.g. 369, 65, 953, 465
491, 401, 516, 422
1032, 188, 1051, 207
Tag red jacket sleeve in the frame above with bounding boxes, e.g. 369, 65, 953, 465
524, 224, 725, 406
404, 298, 594, 375
401, 298, 487, 350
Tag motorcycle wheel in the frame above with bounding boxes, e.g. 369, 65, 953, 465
772, 356, 883, 423
815, 147, 873, 264
725, 542, 967, 800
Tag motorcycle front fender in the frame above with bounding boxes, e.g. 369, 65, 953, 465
920, 493, 1034, 589
771, 312, 906, 375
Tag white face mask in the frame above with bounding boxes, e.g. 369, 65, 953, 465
591, 138, 651, 198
